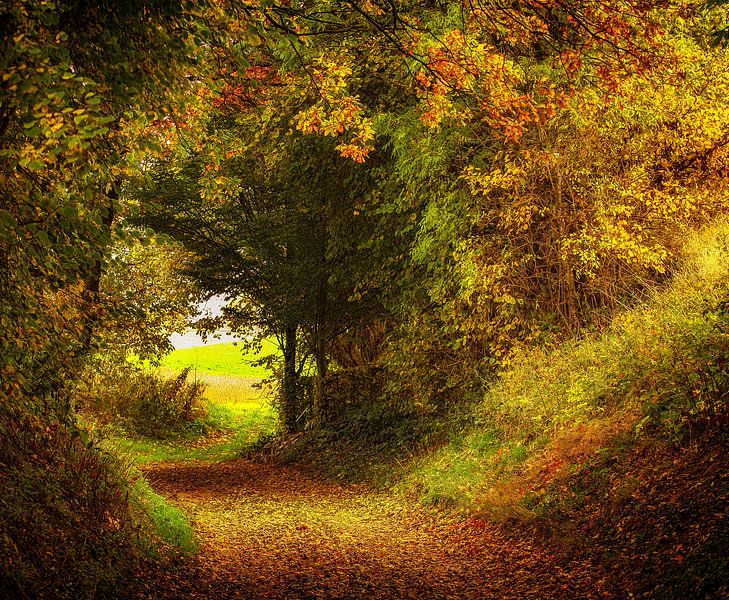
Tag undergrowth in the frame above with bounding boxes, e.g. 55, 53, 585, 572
391, 221, 729, 598
77, 365, 208, 439
402, 221, 729, 512
269, 402, 469, 488
0, 410, 194, 599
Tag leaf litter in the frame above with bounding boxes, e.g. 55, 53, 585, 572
134, 458, 602, 599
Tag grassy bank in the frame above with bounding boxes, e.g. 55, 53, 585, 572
0, 413, 200, 599
131, 475, 198, 555
112, 391, 277, 465
391, 222, 729, 597
402, 222, 729, 512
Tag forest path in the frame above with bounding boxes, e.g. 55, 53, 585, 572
140, 458, 599, 599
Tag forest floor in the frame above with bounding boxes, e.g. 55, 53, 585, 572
135, 457, 605, 600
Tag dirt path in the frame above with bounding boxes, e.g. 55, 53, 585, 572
139, 459, 602, 599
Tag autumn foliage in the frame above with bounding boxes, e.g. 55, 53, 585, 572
2, 0, 729, 597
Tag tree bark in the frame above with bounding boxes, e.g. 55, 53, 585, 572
77, 191, 117, 361
312, 278, 329, 424
280, 323, 300, 432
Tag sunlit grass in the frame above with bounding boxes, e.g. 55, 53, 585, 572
160, 339, 279, 378
108, 369, 278, 464
114, 394, 277, 465
131, 474, 199, 555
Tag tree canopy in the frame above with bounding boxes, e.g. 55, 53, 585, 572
2, 4, 729, 597
2, 0, 729, 424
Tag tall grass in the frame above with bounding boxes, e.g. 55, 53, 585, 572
78, 365, 208, 438
403, 221, 729, 510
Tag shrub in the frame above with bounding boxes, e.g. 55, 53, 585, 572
0, 410, 148, 599
78, 364, 207, 438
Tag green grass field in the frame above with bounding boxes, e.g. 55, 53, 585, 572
161, 339, 279, 378
117, 340, 281, 464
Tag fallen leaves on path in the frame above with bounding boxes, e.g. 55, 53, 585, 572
136, 459, 603, 599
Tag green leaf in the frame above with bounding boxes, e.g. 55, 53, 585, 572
0, 210, 18, 228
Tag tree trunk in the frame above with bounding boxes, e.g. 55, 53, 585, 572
78, 190, 117, 361
64, 192, 116, 420
313, 339, 329, 424
312, 279, 329, 425
280, 323, 300, 432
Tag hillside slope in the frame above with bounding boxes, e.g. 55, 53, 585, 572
404, 222, 729, 598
